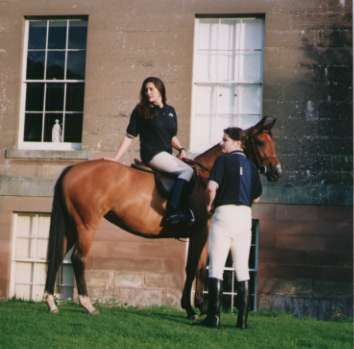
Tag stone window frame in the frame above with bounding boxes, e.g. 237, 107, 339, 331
18, 16, 88, 151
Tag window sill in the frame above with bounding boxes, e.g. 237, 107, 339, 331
5, 148, 90, 160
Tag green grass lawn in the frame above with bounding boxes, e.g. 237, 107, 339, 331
0, 300, 352, 349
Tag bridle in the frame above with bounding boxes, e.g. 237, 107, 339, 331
244, 133, 267, 174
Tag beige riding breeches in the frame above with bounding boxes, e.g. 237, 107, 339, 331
149, 151, 194, 181
208, 205, 252, 282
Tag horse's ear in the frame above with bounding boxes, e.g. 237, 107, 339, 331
248, 116, 276, 134
262, 116, 276, 131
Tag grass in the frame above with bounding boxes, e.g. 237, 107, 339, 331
0, 300, 352, 349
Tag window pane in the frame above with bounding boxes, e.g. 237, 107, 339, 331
28, 20, 47, 49
239, 115, 261, 129
44, 113, 63, 142
24, 113, 43, 141
217, 85, 237, 115
219, 19, 237, 51
237, 20, 264, 50
237, 86, 262, 114
47, 51, 65, 79
217, 52, 234, 82
67, 51, 86, 79
249, 246, 256, 269
212, 114, 231, 145
192, 114, 212, 151
16, 215, 32, 237
198, 19, 218, 50
48, 20, 66, 49
15, 262, 32, 284
195, 52, 218, 82
15, 238, 30, 259
62, 265, 74, 285
195, 85, 215, 115
235, 52, 263, 83
26, 51, 45, 79
37, 215, 50, 238
34, 239, 48, 260
68, 20, 87, 49
46, 83, 64, 111
66, 83, 84, 111
26, 83, 44, 111
64, 113, 83, 142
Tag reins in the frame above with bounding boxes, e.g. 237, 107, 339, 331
182, 158, 211, 173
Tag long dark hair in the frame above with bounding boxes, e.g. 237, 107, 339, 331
138, 77, 167, 120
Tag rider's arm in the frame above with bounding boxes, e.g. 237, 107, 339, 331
171, 136, 187, 159
206, 180, 218, 213
106, 135, 133, 162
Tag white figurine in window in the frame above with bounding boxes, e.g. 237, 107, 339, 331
52, 119, 62, 143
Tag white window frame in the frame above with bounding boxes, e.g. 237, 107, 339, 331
190, 16, 265, 153
18, 18, 87, 151
10, 212, 73, 301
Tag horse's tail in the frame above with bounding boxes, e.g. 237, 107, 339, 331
44, 166, 72, 294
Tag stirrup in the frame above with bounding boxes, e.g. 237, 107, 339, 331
164, 209, 195, 226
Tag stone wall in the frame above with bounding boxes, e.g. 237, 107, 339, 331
254, 203, 352, 319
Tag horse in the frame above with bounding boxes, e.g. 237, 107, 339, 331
43, 116, 281, 317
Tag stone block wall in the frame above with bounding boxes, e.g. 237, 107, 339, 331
254, 203, 352, 319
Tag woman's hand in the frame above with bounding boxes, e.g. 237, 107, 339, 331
103, 157, 118, 162
177, 149, 187, 159
177, 149, 187, 160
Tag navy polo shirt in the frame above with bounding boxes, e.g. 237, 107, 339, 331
126, 104, 177, 163
209, 151, 262, 208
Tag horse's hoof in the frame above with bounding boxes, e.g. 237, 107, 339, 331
50, 308, 59, 315
88, 308, 100, 316
79, 295, 99, 315
44, 293, 59, 314
188, 313, 199, 321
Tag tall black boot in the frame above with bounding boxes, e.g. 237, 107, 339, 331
236, 281, 249, 329
200, 278, 222, 328
164, 178, 194, 226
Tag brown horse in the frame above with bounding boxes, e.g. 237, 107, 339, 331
43, 116, 281, 317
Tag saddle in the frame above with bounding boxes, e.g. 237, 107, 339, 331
131, 159, 177, 198
131, 158, 208, 198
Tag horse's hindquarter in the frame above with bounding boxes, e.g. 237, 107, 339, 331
63, 160, 166, 236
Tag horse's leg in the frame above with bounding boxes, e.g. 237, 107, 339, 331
194, 244, 209, 314
181, 226, 208, 319
71, 224, 99, 315
44, 236, 74, 314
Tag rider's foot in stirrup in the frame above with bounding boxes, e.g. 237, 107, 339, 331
164, 209, 195, 226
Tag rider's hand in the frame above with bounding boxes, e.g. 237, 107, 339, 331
103, 157, 118, 162
177, 149, 187, 160
207, 204, 214, 216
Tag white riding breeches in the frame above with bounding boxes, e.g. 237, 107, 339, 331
208, 205, 252, 282
149, 151, 194, 181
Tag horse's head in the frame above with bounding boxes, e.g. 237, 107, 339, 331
245, 116, 282, 181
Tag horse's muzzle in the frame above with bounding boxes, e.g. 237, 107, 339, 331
266, 163, 282, 181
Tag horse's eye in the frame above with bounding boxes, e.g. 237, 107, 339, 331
255, 139, 265, 146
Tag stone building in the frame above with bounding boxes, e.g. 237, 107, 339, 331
0, 0, 352, 319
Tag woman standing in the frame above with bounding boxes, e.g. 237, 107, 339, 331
106, 77, 194, 226
201, 127, 262, 329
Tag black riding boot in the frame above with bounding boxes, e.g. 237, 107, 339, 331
164, 178, 194, 226
200, 278, 222, 328
236, 280, 249, 329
